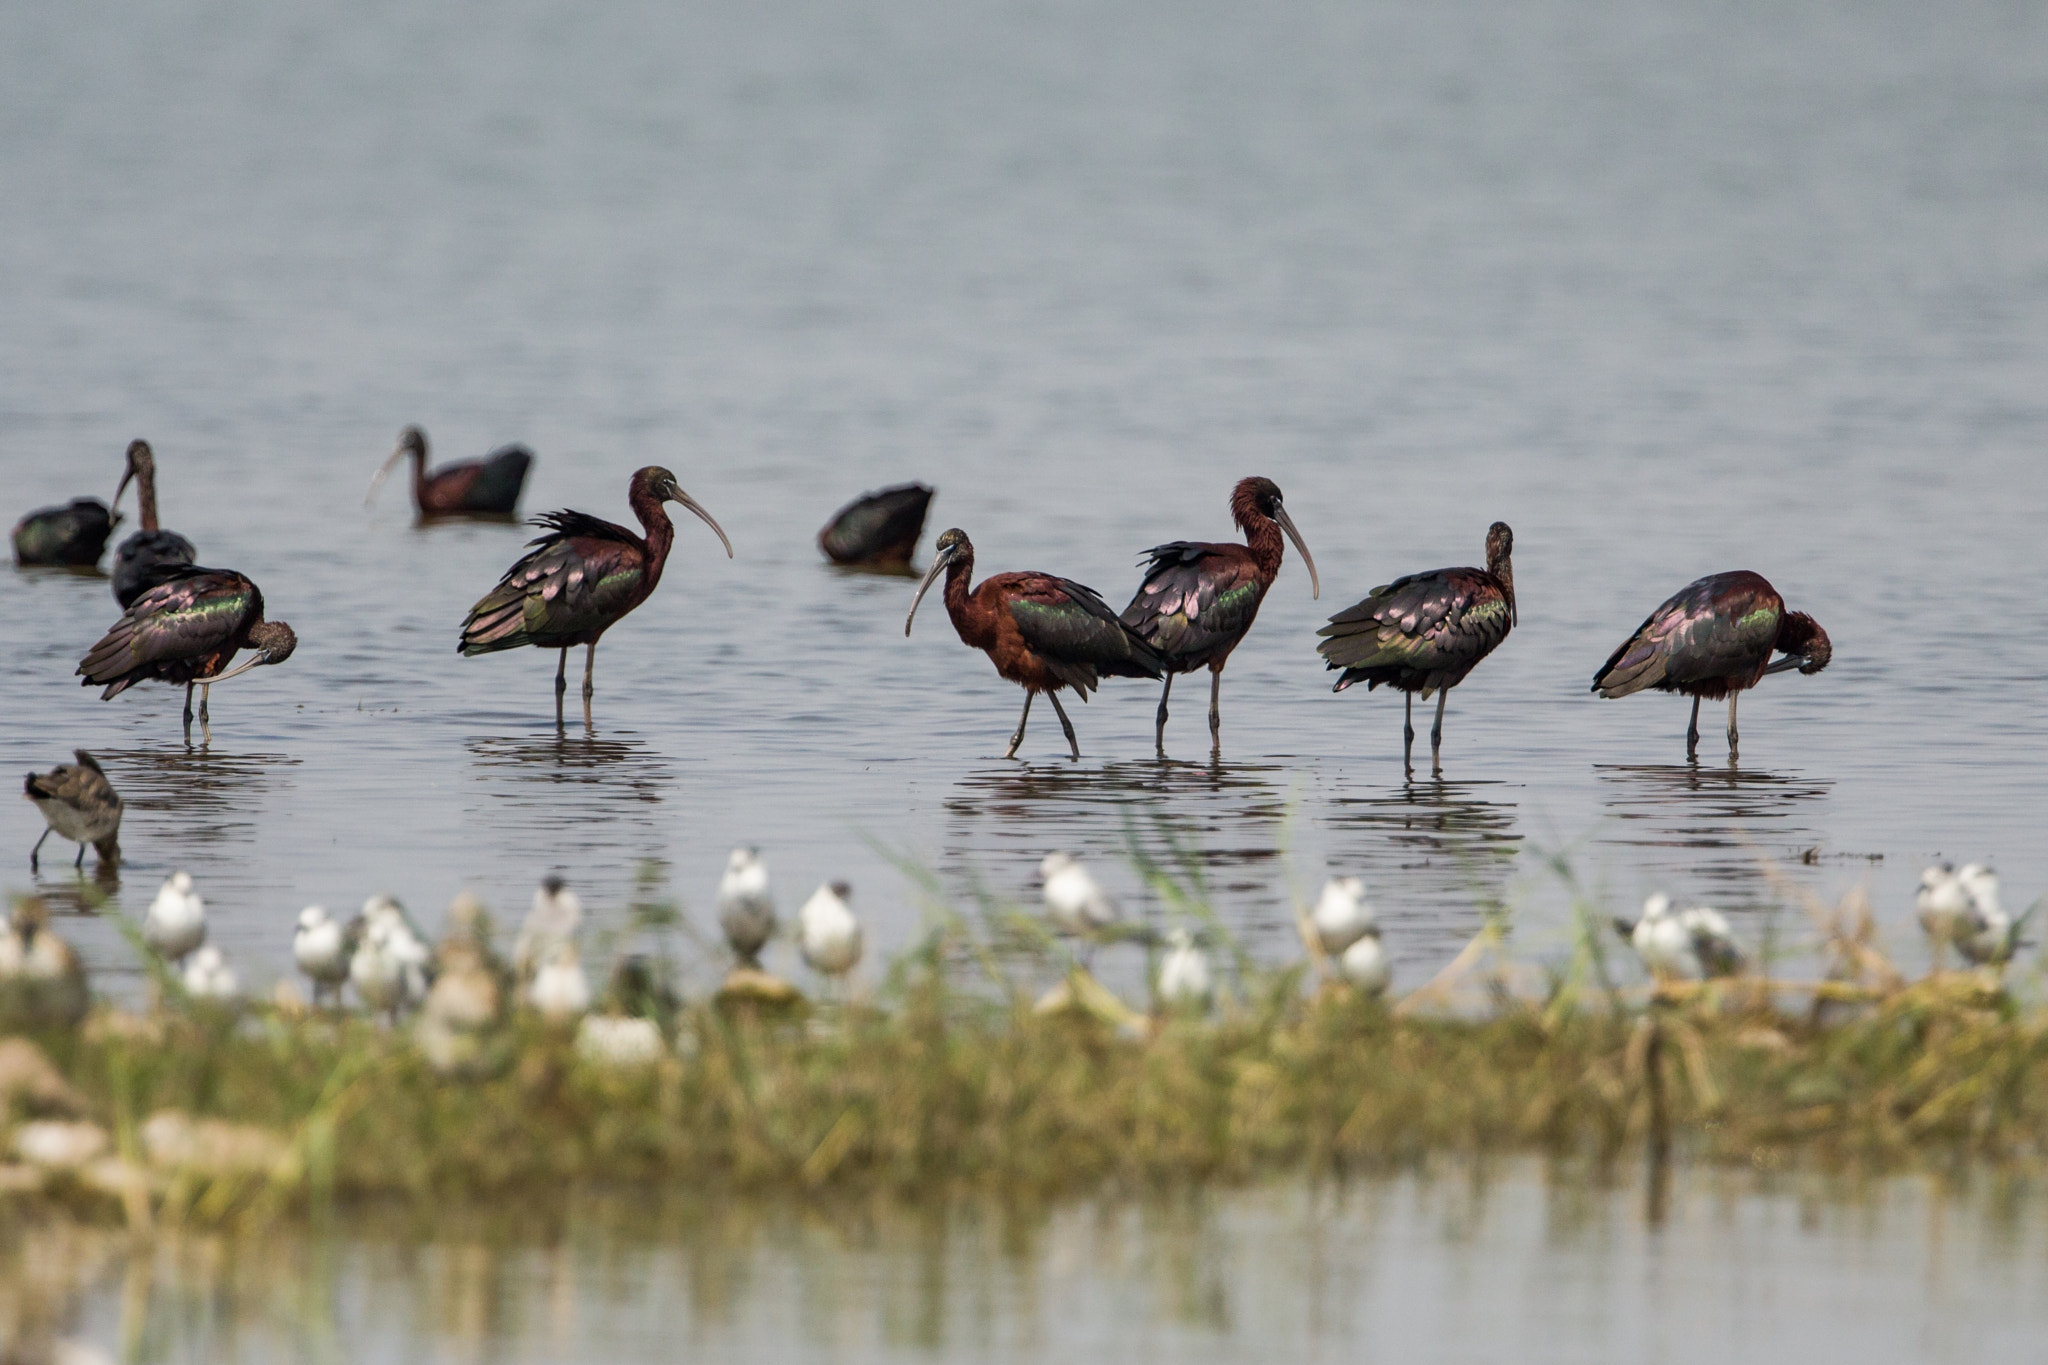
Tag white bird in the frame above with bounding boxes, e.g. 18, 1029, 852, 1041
576, 1014, 665, 1066
293, 906, 352, 1006
1615, 893, 1693, 979
1954, 864, 2027, 966
513, 875, 582, 983
1339, 926, 1392, 997
144, 870, 206, 964
181, 945, 239, 1002
1156, 926, 1212, 1009
1917, 863, 1973, 952
716, 847, 776, 966
351, 895, 431, 1022
798, 881, 863, 980
1677, 904, 1744, 978
527, 940, 591, 1022
1041, 852, 1118, 938
1310, 876, 1374, 957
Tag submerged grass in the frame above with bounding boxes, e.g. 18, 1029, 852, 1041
6, 847, 2048, 1229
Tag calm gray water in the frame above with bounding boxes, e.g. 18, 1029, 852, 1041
2, 0, 2046, 999
13, 1163, 2048, 1363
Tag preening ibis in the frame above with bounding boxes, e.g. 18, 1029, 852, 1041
12, 497, 116, 568
1316, 522, 1516, 775
819, 483, 934, 569
76, 566, 298, 734
110, 440, 197, 607
24, 751, 122, 871
368, 425, 534, 518
458, 466, 731, 722
906, 528, 1165, 759
1120, 477, 1318, 754
1590, 570, 1831, 760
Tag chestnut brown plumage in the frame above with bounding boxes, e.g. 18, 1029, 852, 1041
368, 425, 534, 518
905, 528, 1165, 760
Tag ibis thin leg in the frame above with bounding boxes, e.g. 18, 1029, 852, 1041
1208, 667, 1223, 750
1005, 692, 1034, 759
1685, 695, 1701, 760
73, 840, 85, 869
183, 682, 195, 727
583, 642, 597, 700
1048, 691, 1080, 760
1403, 692, 1415, 772
198, 683, 210, 723
554, 648, 568, 725
1727, 693, 1740, 758
1431, 690, 1448, 774
1154, 674, 1173, 754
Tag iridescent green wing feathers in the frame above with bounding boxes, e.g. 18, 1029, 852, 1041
1008, 576, 1165, 695
1316, 567, 1512, 693
1592, 571, 1782, 698
1119, 544, 1266, 668
459, 513, 647, 654
76, 568, 259, 694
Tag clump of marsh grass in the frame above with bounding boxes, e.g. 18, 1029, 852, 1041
1, 846, 2045, 1232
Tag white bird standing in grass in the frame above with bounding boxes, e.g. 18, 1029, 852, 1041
798, 881, 863, 981
0, 896, 88, 1027
577, 1014, 665, 1067
293, 906, 352, 1007
1678, 904, 1744, 978
1917, 863, 1973, 957
1156, 926, 1212, 1010
717, 847, 776, 966
351, 895, 431, 1022
1310, 876, 1373, 957
1615, 893, 1692, 979
528, 940, 592, 1022
513, 875, 581, 983
1953, 864, 2032, 966
145, 871, 206, 965
181, 945, 239, 1002
1339, 924, 1391, 997
1041, 852, 1118, 939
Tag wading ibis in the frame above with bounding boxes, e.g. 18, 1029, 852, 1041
368, 425, 534, 518
24, 751, 122, 871
818, 483, 934, 569
1120, 477, 1318, 754
1590, 570, 1831, 760
1316, 522, 1516, 775
110, 440, 197, 607
12, 498, 116, 568
76, 566, 298, 734
458, 466, 731, 722
906, 528, 1165, 759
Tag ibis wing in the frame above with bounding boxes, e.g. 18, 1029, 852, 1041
77, 568, 256, 685
819, 484, 933, 562
459, 529, 646, 654
1008, 576, 1164, 693
1316, 568, 1510, 678
1592, 573, 1781, 697
1120, 543, 1265, 667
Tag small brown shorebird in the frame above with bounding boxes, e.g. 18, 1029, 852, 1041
23, 751, 122, 871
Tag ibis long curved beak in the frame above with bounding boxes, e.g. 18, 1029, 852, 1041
676, 493, 734, 558
113, 465, 136, 515
1763, 653, 1809, 675
365, 445, 407, 508
905, 546, 957, 637
1273, 502, 1319, 599
208, 652, 276, 684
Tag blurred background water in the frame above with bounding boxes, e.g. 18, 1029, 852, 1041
1, 0, 2044, 999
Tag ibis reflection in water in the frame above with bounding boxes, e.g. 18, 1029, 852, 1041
368, 425, 534, 518
75, 567, 298, 737
459, 466, 731, 724
1317, 521, 1517, 775
1120, 477, 1318, 756
110, 439, 197, 607
817, 482, 934, 571
1591, 570, 1831, 760
906, 528, 1165, 760
23, 752, 122, 872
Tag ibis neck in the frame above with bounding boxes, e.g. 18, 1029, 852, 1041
1242, 512, 1284, 583
409, 447, 430, 504
1489, 549, 1516, 622
629, 488, 676, 587
136, 467, 161, 531
942, 550, 979, 637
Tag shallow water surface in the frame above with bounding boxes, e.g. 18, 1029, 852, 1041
1, 0, 2044, 996
13, 1162, 2048, 1363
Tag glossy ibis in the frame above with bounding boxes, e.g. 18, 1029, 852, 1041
1316, 522, 1516, 775
110, 439, 197, 607
906, 529, 1165, 759
368, 425, 534, 518
1156, 927, 1212, 1010
459, 466, 731, 722
293, 906, 354, 1007
144, 871, 206, 965
798, 881, 862, 980
12, 497, 116, 567
819, 482, 934, 570
717, 847, 776, 966
77, 566, 297, 734
1121, 476, 1319, 753
1590, 570, 1831, 760
24, 751, 122, 871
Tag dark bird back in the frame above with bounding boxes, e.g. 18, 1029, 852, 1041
1317, 522, 1516, 696
111, 439, 197, 606
12, 499, 116, 567
819, 483, 934, 567
78, 566, 296, 697
1591, 570, 1827, 700
459, 511, 652, 654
